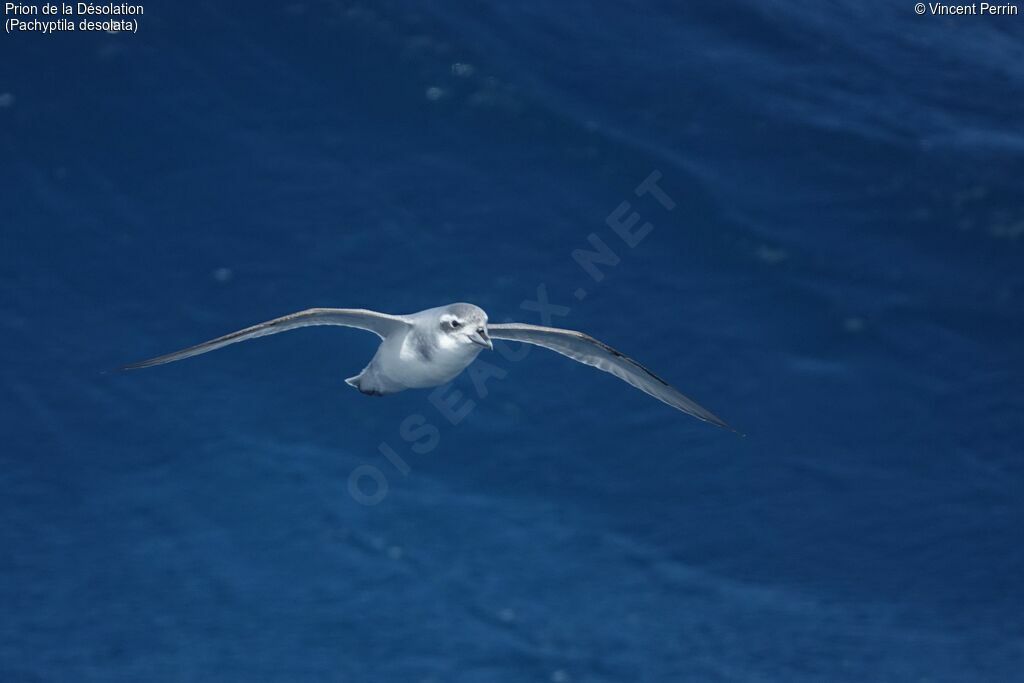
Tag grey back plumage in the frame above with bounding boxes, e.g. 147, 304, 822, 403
441, 303, 487, 324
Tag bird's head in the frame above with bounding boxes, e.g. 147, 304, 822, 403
439, 303, 491, 350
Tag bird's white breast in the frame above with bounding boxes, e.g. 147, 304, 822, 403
372, 328, 480, 389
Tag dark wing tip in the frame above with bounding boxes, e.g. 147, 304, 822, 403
691, 405, 744, 435
716, 419, 745, 437
118, 353, 178, 371
118, 360, 154, 371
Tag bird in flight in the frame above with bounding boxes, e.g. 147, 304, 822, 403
124, 303, 732, 430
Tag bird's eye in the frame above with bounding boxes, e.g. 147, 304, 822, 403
450, 320, 462, 329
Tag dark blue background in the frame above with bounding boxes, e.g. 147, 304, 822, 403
2, 2, 1023, 680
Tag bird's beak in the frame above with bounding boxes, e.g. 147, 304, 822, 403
469, 327, 493, 350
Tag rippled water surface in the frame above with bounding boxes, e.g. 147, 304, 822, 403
2, 2, 1023, 681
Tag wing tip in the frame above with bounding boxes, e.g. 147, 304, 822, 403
723, 423, 746, 437
699, 411, 743, 436
118, 355, 172, 371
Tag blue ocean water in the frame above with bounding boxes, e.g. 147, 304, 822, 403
2, 1, 1023, 680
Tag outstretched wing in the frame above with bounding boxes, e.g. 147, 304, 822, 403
487, 322, 734, 430
122, 308, 411, 370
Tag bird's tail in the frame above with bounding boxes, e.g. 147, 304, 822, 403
345, 370, 387, 396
